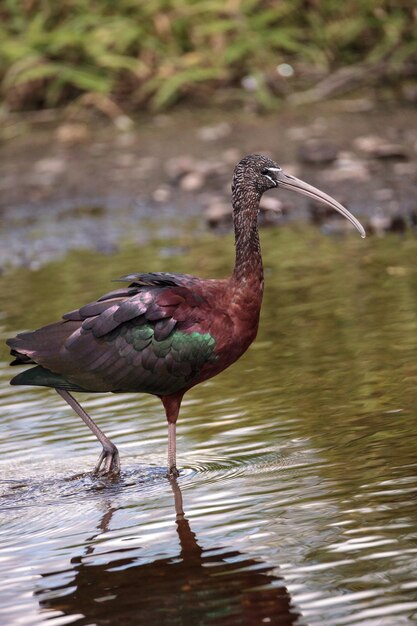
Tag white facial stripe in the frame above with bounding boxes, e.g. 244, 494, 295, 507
266, 167, 281, 172
264, 174, 276, 185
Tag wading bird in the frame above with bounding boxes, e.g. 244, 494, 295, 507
7, 155, 365, 477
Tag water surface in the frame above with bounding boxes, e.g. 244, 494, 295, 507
1, 227, 417, 625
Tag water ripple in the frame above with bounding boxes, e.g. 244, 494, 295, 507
2, 232, 417, 625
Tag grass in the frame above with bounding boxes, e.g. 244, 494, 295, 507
0, 0, 416, 112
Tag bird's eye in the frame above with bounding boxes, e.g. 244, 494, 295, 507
261, 169, 277, 186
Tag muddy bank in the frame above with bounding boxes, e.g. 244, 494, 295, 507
1, 101, 417, 271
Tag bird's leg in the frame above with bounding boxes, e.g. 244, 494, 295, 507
168, 422, 178, 477
161, 393, 183, 478
56, 389, 120, 476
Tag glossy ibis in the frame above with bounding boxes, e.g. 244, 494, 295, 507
7, 154, 365, 477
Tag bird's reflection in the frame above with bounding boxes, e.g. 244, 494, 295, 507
37, 480, 301, 625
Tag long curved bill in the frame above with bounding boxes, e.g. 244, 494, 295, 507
276, 170, 366, 238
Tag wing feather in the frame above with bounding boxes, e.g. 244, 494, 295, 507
7, 270, 220, 394
154, 318, 177, 341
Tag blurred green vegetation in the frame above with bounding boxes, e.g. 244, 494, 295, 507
0, 0, 416, 112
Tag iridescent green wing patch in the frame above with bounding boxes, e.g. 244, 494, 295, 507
103, 322, 217, 394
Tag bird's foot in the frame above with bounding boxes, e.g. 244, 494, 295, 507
94, 444, 120, 477
167, 465, 180, 479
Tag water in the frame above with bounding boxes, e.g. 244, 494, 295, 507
1, 226, 417, 625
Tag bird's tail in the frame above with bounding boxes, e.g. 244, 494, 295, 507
9, 364, 86, 391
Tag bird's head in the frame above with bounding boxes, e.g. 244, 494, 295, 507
233, 154, 366, 238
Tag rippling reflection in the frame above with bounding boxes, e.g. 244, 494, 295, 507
37, 479, 301, 626
2, 229, 417, 625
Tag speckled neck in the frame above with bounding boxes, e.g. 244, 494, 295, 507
231, 181, 264, 287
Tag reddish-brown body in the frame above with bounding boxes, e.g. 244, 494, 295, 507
160, 269, 264, 424
186, 274, 263, 386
